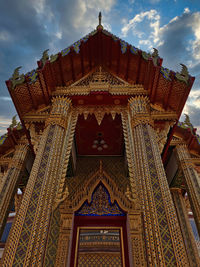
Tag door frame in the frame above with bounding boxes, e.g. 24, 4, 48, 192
70, 215, 130, 267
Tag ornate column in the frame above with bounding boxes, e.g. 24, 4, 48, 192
54, 203, 73, 267
1, 96, 77, 267
123, 96, 188, 266
176, 144, 200, 236
170, 188, 199, 266
0, 144, 29, 237
0, 169, 5, 192
122, 111, 146, 267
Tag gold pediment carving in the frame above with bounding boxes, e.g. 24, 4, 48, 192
54, 66, 147, 96
73, 66, 127, 88
57, 161, 140, 212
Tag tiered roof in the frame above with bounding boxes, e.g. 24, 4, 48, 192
7, 25, 194, 120
1, 19, 198, 157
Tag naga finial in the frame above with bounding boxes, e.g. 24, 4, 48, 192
180, 63, 189, 77
152, 48, 159, 58
175, 63, 189, 83
97, 12, 103, 30
10, 66, 25, 90
9, 115, 21, 129
184, 114, 192, 127
12, 67, 22, 80
41, 49, 49, 66
151, 48, 159, 66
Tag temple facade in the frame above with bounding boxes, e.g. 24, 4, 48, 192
0, 16, 200, 266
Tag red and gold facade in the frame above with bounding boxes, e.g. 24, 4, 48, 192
0, 20, 200, 266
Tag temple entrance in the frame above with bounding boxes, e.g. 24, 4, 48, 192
70, 183, 129, 267
76, 228, 123, 266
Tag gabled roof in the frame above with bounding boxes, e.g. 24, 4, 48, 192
6, 26, 194, 122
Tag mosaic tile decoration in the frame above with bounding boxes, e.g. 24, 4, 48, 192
0, 168, 15, 203
173, 192, 197, 266
44, 208, 61, 266
142, 125, 176, 266
78, 253, 122, 267
67, 156, 129, 198
75, 183, 125, 216
13, 125, 55, 265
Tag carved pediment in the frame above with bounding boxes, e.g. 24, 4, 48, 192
55, 66, 147, 96
73, 66, 127, 89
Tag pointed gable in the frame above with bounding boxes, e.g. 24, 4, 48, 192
6, 26, 194, 120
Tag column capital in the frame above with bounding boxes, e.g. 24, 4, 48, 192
45, 96, 72, 129
128, 96, 150, 115
128, 96, 154, 128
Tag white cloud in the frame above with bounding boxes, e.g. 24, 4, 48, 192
121, 10, 160, 37
0, 30, 11, 41
0, 96, 12, 101
32, 0, 46, 14
70, 0, 115, 31
0, 116, 12, 135
121, 9, 161, 51
121, 9, 200, 68
55, 31, 62, 39
184, 7, 190, 14
157, 11, 200, 69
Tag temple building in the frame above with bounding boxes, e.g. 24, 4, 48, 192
0, 14, 200, 266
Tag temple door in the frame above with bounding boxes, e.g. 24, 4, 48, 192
70, 183, 129, 267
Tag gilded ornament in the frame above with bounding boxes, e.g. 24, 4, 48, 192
10, 66, 25, 90
41, 49, 49, 66
175, 63, 190, 84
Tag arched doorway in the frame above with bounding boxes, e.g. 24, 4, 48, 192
70, 182, 129, 267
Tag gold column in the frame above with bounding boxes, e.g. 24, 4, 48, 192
0, 171, 4, 192
1, 96, 77, 267
55, 203, 73, 267
176, 144, 200, 236
121, 111, 146, 267
127, 212, 146, 266
171, 188, 200, 266
125, 96, 188, 266
0, 144, 29, 237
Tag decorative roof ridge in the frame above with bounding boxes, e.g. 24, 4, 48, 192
178, 114, 200, 144
7, 23, 194, 91
0, 115, 23, 146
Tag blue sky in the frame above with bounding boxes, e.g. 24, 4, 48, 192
0, 0, 200, 134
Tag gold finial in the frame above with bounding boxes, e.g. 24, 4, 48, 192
97, 12, 103, 30
99, 12, 102, 25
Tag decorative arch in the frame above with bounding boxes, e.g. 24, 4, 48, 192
67, 162, 138, 213
55, 163, 143, 267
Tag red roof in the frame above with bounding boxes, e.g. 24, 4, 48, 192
6, 27, 195, 121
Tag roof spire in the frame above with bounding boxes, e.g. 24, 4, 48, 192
97, 12, 103, 30
99, 12, 102, 25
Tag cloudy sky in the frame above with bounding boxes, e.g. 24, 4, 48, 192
0, 0, 200, 135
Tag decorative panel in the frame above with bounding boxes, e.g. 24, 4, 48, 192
75, 183, 125, 216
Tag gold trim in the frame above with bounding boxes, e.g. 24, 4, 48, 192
74, 226, 125, 267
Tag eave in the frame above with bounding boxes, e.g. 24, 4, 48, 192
6, 28, 195, 124
0, 128, 26, 157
